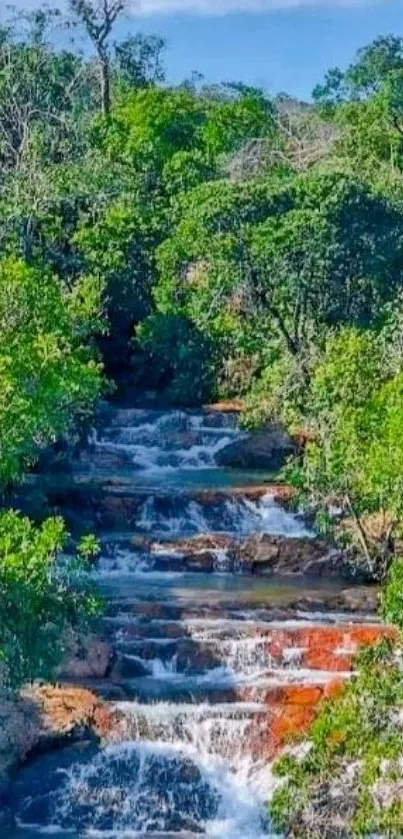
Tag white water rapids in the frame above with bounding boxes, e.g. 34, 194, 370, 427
8, 408, 361, 839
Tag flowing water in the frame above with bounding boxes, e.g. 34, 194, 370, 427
7, 408, 378, 839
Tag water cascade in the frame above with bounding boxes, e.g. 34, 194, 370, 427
8, 408, 383, 839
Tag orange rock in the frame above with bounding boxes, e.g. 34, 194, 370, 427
204, 400, 244, 413
25, 684, 115, 739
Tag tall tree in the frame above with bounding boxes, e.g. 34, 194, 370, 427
114, 33, 166, 88
69, 0, 126, 115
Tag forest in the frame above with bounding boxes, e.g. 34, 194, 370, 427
2, 2, 403, 834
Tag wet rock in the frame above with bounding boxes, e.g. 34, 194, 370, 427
0, 684, 115, 789
71, 447, 138, 472
216, 425, 295, 470
99, 491, 145, 529
340, 586, 380, 613
152, 534, 237, 573
60, 634, 115, 681
130, 534, 152, 552
111, 654, 151, 679
0, 691, 39, 780
204, 400, 244, 414
235, 533, 323, 574
192, 484, 296, 508
236, 534, 355, 578
174, 641, 221, 675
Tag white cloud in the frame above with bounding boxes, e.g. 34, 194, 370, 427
135, 0, 377, 14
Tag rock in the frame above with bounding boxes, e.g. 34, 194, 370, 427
0, 684, 115, 783
192, 484, 296, 507
130, 534, 152, 552
25, 684, 115, 742
111, 655, 150, 679
340, 586, 380, 613
0, 691, 39, 780
60, 634, 115, 681
153, 534, 237, 573
151, 532, 358, 580
71, 447, 137, 472
235, 533, 330, 576
216, 425, 295, 470
204, 400, 244, 414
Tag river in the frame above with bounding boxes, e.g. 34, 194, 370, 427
6, 406, 379, 839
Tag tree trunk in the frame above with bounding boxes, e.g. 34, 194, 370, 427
100, 55, 111, 116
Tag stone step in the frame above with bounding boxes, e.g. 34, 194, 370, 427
98, 405, 240, 429
27, 475, 307, 539
106, 669, 346, 706
110, 621, 386, 676
98, 580, 378, 629
106, 622, 390, 679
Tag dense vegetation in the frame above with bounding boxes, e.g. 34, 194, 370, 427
2, 2, 403, 830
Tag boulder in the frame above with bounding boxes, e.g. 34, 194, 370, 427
111, 655, 150, 679
340, 586, 380, 613
0, 684, 115, 782
24, 684, 115, 743
216, 425, 295, 470
0, 692, 39, 781
204, 400, 244, 414
71, 447, 138, 472
60, 634, 115, 681
152, 534, 237, 573
235, 534, 351, 577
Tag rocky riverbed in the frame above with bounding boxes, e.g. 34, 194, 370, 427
1, 405, 391, 839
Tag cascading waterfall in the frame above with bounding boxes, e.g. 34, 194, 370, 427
9, 407, 370, 839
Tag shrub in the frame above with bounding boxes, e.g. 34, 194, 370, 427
0, 257, 103, 487
0, 511, 100, 691
270, 637, 403, 838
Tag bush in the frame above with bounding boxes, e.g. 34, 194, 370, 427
281, 326, 403, 577
0, 257, 103, 487
0, 511, 100, 691
270, 637, 403, 838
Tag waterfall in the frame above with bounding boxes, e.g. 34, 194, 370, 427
9, 407, 376, 839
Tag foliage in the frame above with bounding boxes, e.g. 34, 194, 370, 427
382, 558, 403, 628
0, 511, 101, 691
270, 637, 403, 838
278, 326, 403, 577
134, 314, 216, 405
114, 34, 167, 89
0, 257, 103, 487
155, 172, 403, 373
313, 36, 403, 105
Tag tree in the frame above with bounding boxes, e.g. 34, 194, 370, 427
155, 172, 403, 366
0, 511, 100, 690
313, 35, 403, 105
287, 325, 403, 576
0, 257, 103, 487
0, 26, 87, 172
69, 0, 127, 115
114, 33, 166, 88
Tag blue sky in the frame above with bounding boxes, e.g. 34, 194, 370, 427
117, 0, 403, 99
6, 0, 403, 100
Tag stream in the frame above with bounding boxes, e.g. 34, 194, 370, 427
6, 407, 379, 839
